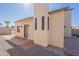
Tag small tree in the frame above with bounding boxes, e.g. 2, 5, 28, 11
4, 20, 10, 28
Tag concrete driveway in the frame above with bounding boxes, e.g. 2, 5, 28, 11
0, 35, 13, 56
0, 35, 56, 56
64, 36, 79, 56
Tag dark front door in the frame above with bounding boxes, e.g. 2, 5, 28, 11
24, 24, 30, 39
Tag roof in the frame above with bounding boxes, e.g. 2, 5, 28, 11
16, 7, 73, 23
48, 7, 73, 14
16, 17, 33, 23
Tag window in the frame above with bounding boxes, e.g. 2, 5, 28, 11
64, 26, 66, 28
48, 16, 49, 30
17, 26, 20, 32
35, 18, 37, 30
42, 16, 44, 30
20, 26, 22, 28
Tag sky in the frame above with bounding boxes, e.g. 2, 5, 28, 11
0, 3, 79, 27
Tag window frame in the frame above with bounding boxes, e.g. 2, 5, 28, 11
42, 16, 45, 30
48, 16, 49, 30
17, 26, 20, 32
35, 18, 37, 30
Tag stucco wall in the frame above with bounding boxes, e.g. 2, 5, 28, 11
33, 3, 49, 47
16, 18, 33, 40
22, 19, 33, 40
0, 27, 11, 35
15, 6, 71, 48
16, 22, 24, 38
49, 10, 64, 48
64, 10, 71, 37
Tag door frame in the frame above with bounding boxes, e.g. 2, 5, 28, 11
24, 24, 30, 39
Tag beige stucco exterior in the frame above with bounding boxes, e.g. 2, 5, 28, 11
49, 10, 65, 48
16, 17, 33, 40
49, 9, 72, 48
15, 5, 72, 48
64, 10, 71, 37
33, 3, 49, 47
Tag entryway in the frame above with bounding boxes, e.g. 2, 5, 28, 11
24, 24, 30, 39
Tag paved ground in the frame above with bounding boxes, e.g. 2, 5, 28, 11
0, 35, 79, 56
64, 36, 79, 56
0, 35, 56, 56
47, 45, 65, 56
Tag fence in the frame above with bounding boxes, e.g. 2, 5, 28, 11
0, 27, 11, 35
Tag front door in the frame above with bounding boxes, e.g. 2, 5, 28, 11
24, 24, 30, 39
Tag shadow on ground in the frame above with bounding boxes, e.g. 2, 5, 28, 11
5, 40, 18, 48
5, 40, 57, 56
7, 36, 27, 45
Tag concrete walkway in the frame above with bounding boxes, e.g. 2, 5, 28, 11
0, 35, 56, 56
0, 36, 13, 56
1, 35, 79, 56
64, 36, 79, 56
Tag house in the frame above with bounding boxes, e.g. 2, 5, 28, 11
15, 4, 72, 48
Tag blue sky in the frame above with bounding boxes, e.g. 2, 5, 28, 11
0, 3, 79, 27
